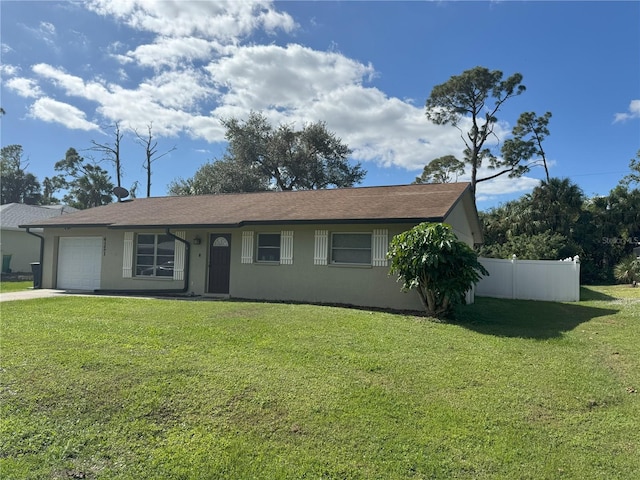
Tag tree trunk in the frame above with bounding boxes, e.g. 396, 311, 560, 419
146, 158, 152, 198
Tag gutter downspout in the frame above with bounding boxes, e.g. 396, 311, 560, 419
95, 228, 191, 295
25, 228, 44, 289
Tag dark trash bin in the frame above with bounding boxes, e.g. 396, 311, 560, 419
30, 262, 42, 289
2, 254, 12, 273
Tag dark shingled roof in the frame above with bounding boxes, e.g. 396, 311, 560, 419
20, 183, 474, 229
2, 203, 77, 231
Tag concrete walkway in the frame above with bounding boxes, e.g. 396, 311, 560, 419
0, 289, 202, 302
0, 289, 71, 302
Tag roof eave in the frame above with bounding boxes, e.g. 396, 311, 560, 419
30, 217, 446, 230
3, 225, 43, 232
18, 223, 113, 229
106, 217, 445, 229
441, 184, 484, 244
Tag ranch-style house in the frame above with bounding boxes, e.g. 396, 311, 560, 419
21, 183, 483, 311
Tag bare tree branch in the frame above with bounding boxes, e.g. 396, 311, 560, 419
134, 122, 177, 197
89, 121, 124, 191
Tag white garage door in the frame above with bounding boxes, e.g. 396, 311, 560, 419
57, 237, 103, 290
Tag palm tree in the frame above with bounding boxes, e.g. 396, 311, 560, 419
530, 178, 584, 237
614, 255, 640, 285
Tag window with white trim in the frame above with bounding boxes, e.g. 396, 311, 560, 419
331, 233, 372, 265
135, 233, 175, 277
257, 233, 281, 262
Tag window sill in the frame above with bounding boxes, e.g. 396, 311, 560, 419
328, 263, 372, 269
133, 276, 176, 281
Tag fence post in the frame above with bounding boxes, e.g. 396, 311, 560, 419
511, 254, 517, 299
573, 255, 580, 301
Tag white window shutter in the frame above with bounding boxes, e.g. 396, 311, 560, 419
372, 229, 388, 267
173, 231, 186, 281
122, 232, 134, 278
314, 230, 328, 265
280, 231, 294, 265
241, 231, 254, 264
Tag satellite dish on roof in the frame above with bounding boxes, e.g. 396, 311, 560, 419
113, 186, 129, 201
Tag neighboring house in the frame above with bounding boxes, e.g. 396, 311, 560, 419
1, 203, 77, 274
20, 183, 482, 311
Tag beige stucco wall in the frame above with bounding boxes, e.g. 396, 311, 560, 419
39, 197, 477, 311
41, 228, 184, 291
444, 195, 481, 246
39, 225, 421, 310
0, 229, 42, 273
228, 223, 424, 311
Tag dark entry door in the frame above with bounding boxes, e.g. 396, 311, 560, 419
208, 234, 231, 294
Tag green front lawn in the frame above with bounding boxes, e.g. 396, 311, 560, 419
1, 287, 638, 479
0, 280, 33, 293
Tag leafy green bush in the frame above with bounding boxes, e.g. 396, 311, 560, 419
478, 231, 572, 260
387, 222, 488, 319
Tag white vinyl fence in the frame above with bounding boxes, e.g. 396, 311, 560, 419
475, 255, 580, 302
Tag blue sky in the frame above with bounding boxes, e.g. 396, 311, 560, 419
1, 0, 638, 211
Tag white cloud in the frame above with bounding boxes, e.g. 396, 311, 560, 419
0, 63, 19, 77
18, 20, 59, 51
88, 1, 296, 68
116, 36, 224, 69
1, 43, 14, 55
39, 21, 56, 37
475, 174, 541, 203
206, 44, 375, 110
29, 62, 221, 138
139, 69, 213, 110
5, 77, 43, 98
32, 63, 110, 102
614, 99, 640, 123
86, 0, 296, 41
29, 98, 99, 131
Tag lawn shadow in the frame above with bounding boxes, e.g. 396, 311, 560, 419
579, 286, 616, 301
453, 296, 620, 339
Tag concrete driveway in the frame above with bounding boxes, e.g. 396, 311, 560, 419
0, 289, 195, 302
0, 289, 70, 302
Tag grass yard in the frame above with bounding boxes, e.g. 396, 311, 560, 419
0, 280, 33, 293
1, 287, 638, 479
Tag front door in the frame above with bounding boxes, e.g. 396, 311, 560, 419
208, 234, 231, 294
